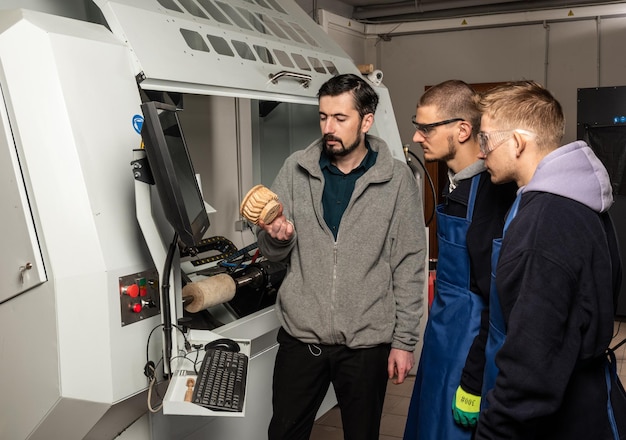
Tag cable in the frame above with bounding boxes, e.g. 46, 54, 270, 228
145, 322, 191, 373
611, 320, 625, 351
145, 324, 162, 367
144, 322, 194, 413
170, 352, 201, 374
611, 337, 626, 352
223, 242, 258, 263
184, 236, 239, 267
218, 241, 259, 271
160, 233, 179, 377
147, 358, 165, 413
250, 248, 260, 264
406, 148, 437, 226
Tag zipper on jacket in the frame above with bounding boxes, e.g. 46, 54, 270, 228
330, 243, 338, 344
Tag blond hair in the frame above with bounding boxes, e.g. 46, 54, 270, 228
479, 80, 565, 150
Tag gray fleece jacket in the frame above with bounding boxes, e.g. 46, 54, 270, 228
257, 135, 426, 351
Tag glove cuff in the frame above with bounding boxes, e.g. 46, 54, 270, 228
455, 386, 481, 413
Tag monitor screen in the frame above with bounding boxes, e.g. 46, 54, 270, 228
140, 101, 210, 248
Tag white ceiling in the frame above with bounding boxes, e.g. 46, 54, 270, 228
331, 0, 624, 22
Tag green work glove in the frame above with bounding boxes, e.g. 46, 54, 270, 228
452, 385, 481, 428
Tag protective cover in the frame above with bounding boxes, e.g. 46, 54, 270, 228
92, 0, 359, 101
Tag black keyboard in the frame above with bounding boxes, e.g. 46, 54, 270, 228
192, 348, 248, 412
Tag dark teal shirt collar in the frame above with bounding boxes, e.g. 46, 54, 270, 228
319, 139, 376, 175
319, 139, 378, 239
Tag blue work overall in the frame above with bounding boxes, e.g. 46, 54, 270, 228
404, 175, 484, 440
481, 193, 520, 403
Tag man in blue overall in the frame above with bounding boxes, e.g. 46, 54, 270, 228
404, 80, 516, 440
476, 80, 626, 439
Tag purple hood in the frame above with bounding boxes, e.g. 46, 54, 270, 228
522, 140, 613, 213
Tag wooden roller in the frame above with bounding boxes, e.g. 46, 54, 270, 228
182, 274, 237, 313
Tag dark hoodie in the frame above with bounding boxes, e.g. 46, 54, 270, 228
475, 141, 625, 439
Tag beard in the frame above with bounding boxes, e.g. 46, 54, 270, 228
439, 135, 457, 163
323, 133, 361, 158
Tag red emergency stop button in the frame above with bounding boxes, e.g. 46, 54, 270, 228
124, 284, 139, 298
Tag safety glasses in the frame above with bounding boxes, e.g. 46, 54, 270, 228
478, 129, 536, 156
411, 116, 464, 138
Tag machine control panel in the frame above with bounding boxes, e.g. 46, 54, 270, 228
119, 269, 160, 326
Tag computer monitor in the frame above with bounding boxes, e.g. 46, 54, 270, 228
140, 101, 210, 248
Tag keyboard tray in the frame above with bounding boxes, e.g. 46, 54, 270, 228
161, 331, 252, 417
192, 348, 248, 412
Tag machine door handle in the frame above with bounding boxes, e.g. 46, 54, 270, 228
268, 70, 312, 88
19, 262, 32, 284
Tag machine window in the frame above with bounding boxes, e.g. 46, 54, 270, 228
215, 1, 252, 30
238, 8, 272, 35
266, 0, 287, 14
273, 49, 294, 67
273, 17, 304, 44
257, 13, 288, 40
254, 45, 275, 64
180, 29, 210, 52
207, 34, 234, 56
290, 22, 319, 47
308, 57, 326, 73
254, 0, 271, 9
157, 0, 183, 12
232, 40, 256, 60
324, 60, 339, 75
291, 53, 311, 71
197, 0, 231, 25
178, 0, 209, 19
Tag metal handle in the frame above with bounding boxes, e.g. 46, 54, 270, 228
268, 70, 312, 88
19, 262, 32, 284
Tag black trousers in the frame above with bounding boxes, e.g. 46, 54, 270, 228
268, 327, 391, 440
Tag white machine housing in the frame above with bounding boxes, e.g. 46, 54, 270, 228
0, 1, 421, 439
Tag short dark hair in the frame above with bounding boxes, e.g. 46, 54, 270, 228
418, 80, 481, 137
317, 74, 379, 119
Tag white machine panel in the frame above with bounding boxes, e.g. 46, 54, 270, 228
93, 0, 359, 101
0, 9, 163, 440
0, 84, 46, 302
0, 1, 413, 438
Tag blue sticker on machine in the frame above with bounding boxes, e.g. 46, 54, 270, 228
133, 114, 144, 134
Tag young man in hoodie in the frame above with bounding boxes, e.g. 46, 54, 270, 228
257, 73, 427, 440
475, 80, 625, 439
